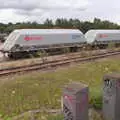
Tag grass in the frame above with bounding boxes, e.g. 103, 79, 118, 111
0, 57, 120, 119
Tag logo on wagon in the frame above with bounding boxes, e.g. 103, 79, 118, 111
99, 34, 108, 38
72, 35, 81, 39
24, 36, 43, 41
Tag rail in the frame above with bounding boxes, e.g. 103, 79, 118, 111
0, 50, 120, 76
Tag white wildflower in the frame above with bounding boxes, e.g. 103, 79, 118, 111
12, 90, 15, 94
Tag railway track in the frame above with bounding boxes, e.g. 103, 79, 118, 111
0, 50, 120, 76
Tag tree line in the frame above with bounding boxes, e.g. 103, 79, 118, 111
0, 18, 120, 34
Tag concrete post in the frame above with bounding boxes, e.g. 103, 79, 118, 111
62, 82, 89, 120
103, 73, 120, 120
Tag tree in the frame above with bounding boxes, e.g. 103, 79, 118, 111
44, 19, 53, 28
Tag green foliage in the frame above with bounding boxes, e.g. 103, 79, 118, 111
90, 87, 102, 109
0, 58, 120, 118
62, 47, 70, 54
47, 115, 64, 120
1, 17, 120, 35
30, 50, 48, 62
108, 42, 115, 50
1, 17, 120, 42
90, 109, 103, 120
44, 19, 54, 28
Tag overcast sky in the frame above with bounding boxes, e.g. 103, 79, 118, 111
0, 0, 120, 24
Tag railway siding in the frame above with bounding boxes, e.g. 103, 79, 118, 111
0, 49, 120, 76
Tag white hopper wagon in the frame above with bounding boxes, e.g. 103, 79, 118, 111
0, 29, 86, 58
85, 29, 120, 48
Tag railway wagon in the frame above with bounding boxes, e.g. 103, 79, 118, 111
85, 29, 120, 48
0, 29, 86, 58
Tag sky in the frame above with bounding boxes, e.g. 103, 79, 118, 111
0, 0, 120, 24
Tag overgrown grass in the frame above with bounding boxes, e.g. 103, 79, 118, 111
0, 58, 120, 119
35, 114, 64, 120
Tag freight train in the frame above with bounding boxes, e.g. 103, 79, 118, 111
0, 29, 120, 59
85, 29, 120, 48
0, 29, 86, 59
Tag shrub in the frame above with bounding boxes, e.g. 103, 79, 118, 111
62, 48, 70, 54
108, 42, 115, 50
90, 87, 102, 109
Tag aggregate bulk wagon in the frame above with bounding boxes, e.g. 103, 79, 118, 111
85, 29, 120, 47
0, 29, 86, 58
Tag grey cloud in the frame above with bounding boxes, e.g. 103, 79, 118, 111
7, 0, 89, 18
0, 0, 39, 10
0, 0, 89, 11
15, 9, 44, 16
0, 0, 90, 20
0, 0, 120, 24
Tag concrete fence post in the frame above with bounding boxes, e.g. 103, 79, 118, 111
62, 82, 89, 120
103, 73, 120, 120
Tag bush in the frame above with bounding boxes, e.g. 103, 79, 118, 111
62, 48, 70, 54
90, 95, 102, 109
108, 42, 115, 50
90, 87, 102, 109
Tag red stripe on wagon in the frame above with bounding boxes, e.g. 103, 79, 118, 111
24, 36, 43, 41
99, 34, 108, 38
